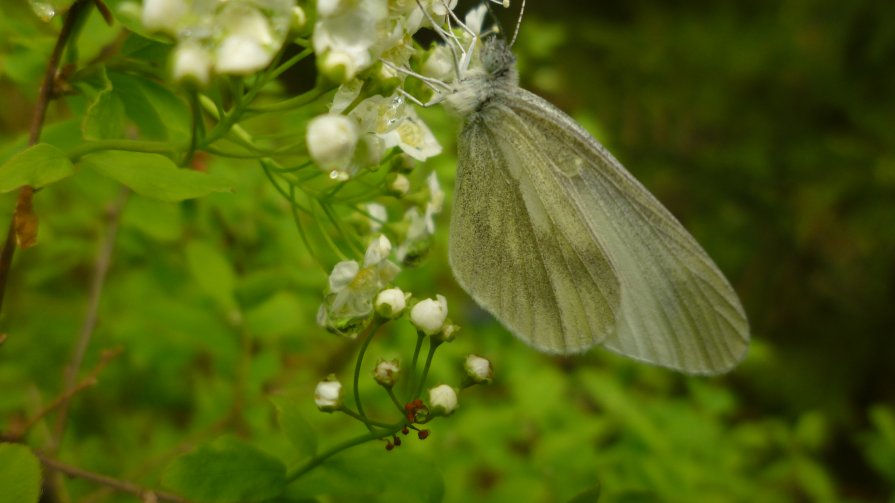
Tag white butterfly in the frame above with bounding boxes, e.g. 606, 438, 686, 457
417, 4, 750, 375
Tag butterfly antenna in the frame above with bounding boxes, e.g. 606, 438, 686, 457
509, 0, 525, 48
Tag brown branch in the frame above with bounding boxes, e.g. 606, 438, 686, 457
51, 188, 129, 449
0, 0, 94, 315
35, 452, 190, 503
2, 347, 123, 442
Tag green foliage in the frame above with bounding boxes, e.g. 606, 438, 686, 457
0, 443, 42, 503
285, 446, 445, 502
0, 143, 74, 192
271, 396, 319, 459
162, 437, 286, 502
80, 151, 232, 201
0, 0, 892, 502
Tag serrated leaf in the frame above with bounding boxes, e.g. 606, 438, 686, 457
0, 443, 42, 503
270, 396, 318, 458
0, 143, 75, 192
80, 150, 231, 201
186, 240, 237, 312
162, 437, 286, 503
83, 87, 126, 140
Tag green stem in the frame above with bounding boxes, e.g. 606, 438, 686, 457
285, 425, 402, 483
413, 339, 442, 400
352, 319, 382, 431
406, 331, 426, 398
339, 407, 394, 429
386, 387, 405, 415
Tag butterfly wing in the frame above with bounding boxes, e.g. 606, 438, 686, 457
449, 105, 622, 355
451, 87, 749, 374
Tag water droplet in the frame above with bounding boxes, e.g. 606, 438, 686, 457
29, 0, 55, 22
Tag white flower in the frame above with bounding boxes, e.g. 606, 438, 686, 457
421, 44, 455, 81
331, 86, 442, 164
313, 0, 389, 81
172, 41, 212, 87
464, 355, 493, 384
142, 0, 294, 84
373, 359, 400, 387
428, 384, 458, 416
317, 237, 400, 336
364, 234, 392, 266
426, 171, 444, 213
215, 35, 271, 74
395, 205, 435, 265
410, 295, 448, 335
375, 287, 407, 318
314, 375, 343, 412
307, 113, 358, 174
328, 260, 360, 291
366, 203, 387, 232
317, 0, 344, 17
379, 115, 441, 161
141, 0, 187, 35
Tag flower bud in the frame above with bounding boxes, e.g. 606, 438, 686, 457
387, 173, 410, 197
319, 50, 359, 83
428, 384, 458, 416
464, 354, 493, 384
410, 295, 448, 336
373, 359, 400, 388
314, 375, 343, 412
215, 35, 270, 74
433, 321, 459, 343
375, 288, 407, 319
142, 0, 186, 35
290, 6, 307, 33
307, 113, 358, 169
172, 41, 212, 87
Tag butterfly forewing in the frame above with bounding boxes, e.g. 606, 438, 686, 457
450, 107, 621, 354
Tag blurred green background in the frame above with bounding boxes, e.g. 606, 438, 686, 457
2, 0, 894, 501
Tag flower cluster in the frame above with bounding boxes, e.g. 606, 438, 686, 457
140, 0, 299, 86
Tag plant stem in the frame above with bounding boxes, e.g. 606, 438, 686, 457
353, 320, 382, 431
285, 425, 402, 484
0, 0, 93, 316
51, 188, 129, 451
35, 452, 188, 503
413, 339, 442, 400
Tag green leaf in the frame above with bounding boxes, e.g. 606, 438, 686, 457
109, 71, 190, 141
80, 150, 231, 201
0, 143, 75, 192
83, 87, 126, 140
186, 240, 238, 312
269, 396, 318, 458
567, 485, 601, 503
0, 443, 42, 503
162, 437, 286, 503
287, 447, 444, 502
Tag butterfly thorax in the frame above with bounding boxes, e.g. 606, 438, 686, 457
443, 37, 519, 119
